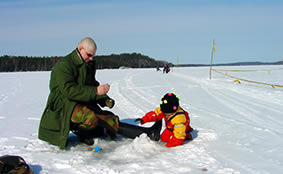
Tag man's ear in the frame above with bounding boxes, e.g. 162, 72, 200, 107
77, 45, 83, 51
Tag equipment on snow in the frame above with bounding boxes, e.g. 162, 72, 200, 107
88, 146, 102, 152
0, 155, 33, 174
118, 120, 162, 141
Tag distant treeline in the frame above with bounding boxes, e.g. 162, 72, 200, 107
176, 61, 283, 67
0, 53, 169, 72
95, 53, 168, 69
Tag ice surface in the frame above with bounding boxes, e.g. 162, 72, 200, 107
0, 65, 283, 173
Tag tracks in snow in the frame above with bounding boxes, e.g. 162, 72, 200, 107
110, 70, 159, 118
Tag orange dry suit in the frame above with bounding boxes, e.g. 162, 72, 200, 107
140, 106, 193, 147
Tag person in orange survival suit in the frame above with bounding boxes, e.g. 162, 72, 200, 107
136, 93, 198, 147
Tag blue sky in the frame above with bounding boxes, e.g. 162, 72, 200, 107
0, 0, 282, 64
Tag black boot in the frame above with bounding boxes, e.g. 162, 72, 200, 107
79, 136, 94, 146
77, 126, 95, 145
89, 126, 105, 138
118, 120, 162, 141
70, 122, 94, 145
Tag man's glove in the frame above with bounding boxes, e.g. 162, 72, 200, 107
105, 98, 115, 108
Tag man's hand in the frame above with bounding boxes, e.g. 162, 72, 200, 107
96, 84, 110, 95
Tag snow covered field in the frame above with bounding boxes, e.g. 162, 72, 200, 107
0, 65, 283, 174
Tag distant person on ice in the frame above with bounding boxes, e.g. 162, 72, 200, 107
163, 64, 170, 73
136, 93, 197, 147
38, 37, 161, 149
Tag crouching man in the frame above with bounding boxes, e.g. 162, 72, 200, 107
38, 37, 161, 150
38, 37, 119, 149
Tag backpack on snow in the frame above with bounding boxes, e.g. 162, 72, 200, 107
0, 155, 33, 174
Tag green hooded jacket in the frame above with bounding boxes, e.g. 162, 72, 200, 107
38, 49, 107, 149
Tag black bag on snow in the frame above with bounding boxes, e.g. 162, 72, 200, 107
0, 155, 33, 174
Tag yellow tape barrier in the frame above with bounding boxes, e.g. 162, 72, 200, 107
214, 67, 283, 72
211, 68, 283, 88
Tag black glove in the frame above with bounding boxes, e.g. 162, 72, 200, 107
135, 118, 142, 122
135, 118, 144, 124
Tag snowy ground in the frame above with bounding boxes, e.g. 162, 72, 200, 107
0, 65, 283, 174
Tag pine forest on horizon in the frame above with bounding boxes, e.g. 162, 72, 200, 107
0, 53, 169, 72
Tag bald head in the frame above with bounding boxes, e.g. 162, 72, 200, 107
77, 37, 97, 63
78, 37, 97, 52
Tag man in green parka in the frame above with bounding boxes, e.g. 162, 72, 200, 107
39, 37, 162, 150
38, 37, 118, 149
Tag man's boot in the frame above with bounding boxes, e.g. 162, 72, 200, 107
77, 126, 95, 145
70, 122, 94, 145
118, 120, 162, 141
